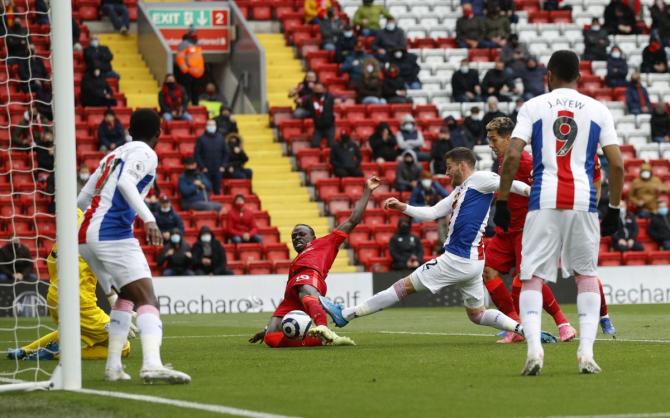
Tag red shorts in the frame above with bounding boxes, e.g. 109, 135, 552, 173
272, 269, 327, 318
485, 231, 523, 275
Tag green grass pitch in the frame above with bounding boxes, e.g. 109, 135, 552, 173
1, 304, 670, 418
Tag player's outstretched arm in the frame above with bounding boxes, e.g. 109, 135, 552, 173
336, 176, 381, 234
386, 192, 454, 222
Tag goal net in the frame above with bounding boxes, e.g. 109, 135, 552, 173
0, 0, 80, 391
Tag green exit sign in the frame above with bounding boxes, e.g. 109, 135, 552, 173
149, 9, 213, 28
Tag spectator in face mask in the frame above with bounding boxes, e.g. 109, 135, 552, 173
18, 44, 48, 93
649, 200, 670, 249
481, 97, 506, 132
520, 57, 547, 100
605, 46, 629, 87
389, 218, 423, 270
306, 82, 336, 148
451, 59, 482, 102
77, 166, 90, 194
341, 41, 373, 86
629, 162, 668, 217
158, 228, 194, 276
289, 71, 318, 119
224, 133, 252, 179
456, 3, 486, 48
228, 194, 262, 244
0, 237, 37, 283
625, 72, 651, 115
215, 106, 239, 137
409, 172, 448, 207
382, 64, 411, 103
318, 8, 342, 51
372, 17, 406, 57
396, 114, 428, 161
356, 57, 385, 104
199, 82, 227, 119
650, 102, 670, 143
651, 0, 670, 47
352, 0, 393, 35
611, 200, 644, 252
194, 119, 229, 195
483, 5, 511, 48
396, 149, 422, 192
335, 25, 357, 64
431, 126, 455, 175
192, 226, 232, 276
369, 122, 398, 163
482, 60, 515, 101
159, 74, 192, 121
604, 0, 637, 35
97, 109, 126, 152
641, 36, 669, 73
178, 157, 223, 212
443, 115, 473, 149
84, 35, 118, 78
464, 106, 486, 145
583, 18, 610, 61
80, 66, 117, 107
330, 132, 363, 178
387, 48, 421, 90
154, 195, 185, 241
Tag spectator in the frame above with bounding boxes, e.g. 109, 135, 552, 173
80, 66, 117, 107
34, 128, 54, 173
464, 106, 486, 145
431, 126, 455, 175
192, 226, 232, 276
72, 17, 82, 52
144, 182, 161, 214
629, 162, 668, 217
84, 35, 118, 78
319, 8, 342, 51
483, 5, 511, 48
493, 0, 518, 24
651, 0, 670, 47
604, 0, 638, 35
157, 228, 194, 276
154, 195, 184, 241
215, 105, 239, 137
224, 133, 252, 179
100, 0, 130, 35
289, 71, 318, 119
228, 194, 262, 244
341, 41, 373, 86
178, 157, 222, 212
382, 64, 411, 103
482, 60, 515, 101
372, 17, 406, 56
18, 44, 48, 93
520, 57, 547, 100
334, 25, 357, 64
306, 82, 335, 148
510, 97, 524, 122
625, 72, 651, 114
35, 80, 53, 121
304, 0, 331, 24
649, 200, 670, 249
456, 3, 486, 48
6, 18, 29, 63
543, 0, 572, 11
650, 102, 670, 143
352, 0, 393, 35
11, 111, 43, 149
77, 166, 90, 194
159, 74, 192, 121
387, 48, 421, 90
330, 133, 363, 178
500, 33, 530, 77
395, 150, 422, 192
451, 59, 482, 102
641, 36, 668, 73
409, 172, 448, 207
369, 122, 398, 163
465, 0, 486, 16
582, 18, 610, 61
97, 109, 126, 152
175, 34, 205, 105
199, 82, 227, 119
443, 115, 474, 149
389, 218, 423, 270
482, 96, 506, 131
605, 46, 629, 87
611, 201, 644, 252
396, 114, 428, 160
194, 120, 228, 195
0, 237, 37, 283
356, 57, 385, 104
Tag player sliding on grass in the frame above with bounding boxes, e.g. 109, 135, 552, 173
496, 50, 624, 375
78, 109, 190, 383
249, 176, 381, 347
320, 148, 530, 337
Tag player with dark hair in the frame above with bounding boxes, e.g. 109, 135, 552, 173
249, 176, 381, 347
78, 108, 190, 383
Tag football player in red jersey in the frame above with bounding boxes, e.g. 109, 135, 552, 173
249, 176, 381, 347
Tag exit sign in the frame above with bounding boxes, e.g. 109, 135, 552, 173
146, 5, 230, 52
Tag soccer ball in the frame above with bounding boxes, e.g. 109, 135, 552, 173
281, 310, 312, 340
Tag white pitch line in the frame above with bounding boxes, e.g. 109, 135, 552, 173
519, 413, 670, 418
378, 330, 670, 344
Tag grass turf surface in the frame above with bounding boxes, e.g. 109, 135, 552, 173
1, 304, 670, 418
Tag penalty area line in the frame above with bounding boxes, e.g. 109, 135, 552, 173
518, 413, 670, 418
378, 331, 670, 344
76, 388, 303, 418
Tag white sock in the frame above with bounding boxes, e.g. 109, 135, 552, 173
520, 289, 543, 358
577, 292, 600, 359
477, 309, 521, 333
137, 306, 163, 370
106, 310, 131, 371
343, 279, 408, 321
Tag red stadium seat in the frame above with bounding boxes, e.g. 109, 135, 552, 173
324, 193, 351, 214
647, 250, 670, 264
363, 208, 386, 226
227, 261, 246, 275
247, 260, 273, 275
273, 259, 292, 274
224, 179, 252, 196
258, 227, 280, 243
622, 252, 648, 266
264, 243, 290, 262
420, 222, 439, 242
365, 256, 392, 272
360, 162, 381, 178
341, 177, 366, 198
598, 252, 622, 266
305, 163, 331, 184
253, 211, 271, 228
347, 225, 371, 247
191, 211, 219, 229
296, 148, 322, 169
237, 243, 263, 263
371, 224, 396, 243
353, 240, 381, 265
315, 178, 341, 200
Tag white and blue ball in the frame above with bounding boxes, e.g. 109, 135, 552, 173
281, 310, 312, 340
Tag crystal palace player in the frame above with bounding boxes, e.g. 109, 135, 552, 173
78, 109, 190, 383
249, 176, 381, 347
496, 50, 624, 375
485, 117, 576, 343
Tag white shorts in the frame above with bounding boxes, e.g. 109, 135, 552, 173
79, 238, 152, 292
520, 209, 599, 282
410, 251, 486, 309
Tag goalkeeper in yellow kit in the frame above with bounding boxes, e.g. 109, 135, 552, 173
8, 209, 131, 360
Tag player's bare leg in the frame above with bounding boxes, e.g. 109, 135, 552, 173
483, 268, 524, 343
575, 274, 602, 374
296, 285, 354, 346
519, 276, 544, 376
597, 278, 616, 336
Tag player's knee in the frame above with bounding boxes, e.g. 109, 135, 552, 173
466, 307, 485, 324
297, 285, 319, 299
575, 274, 598, 293
483, 267, 498, 282
522, 276, 544, 291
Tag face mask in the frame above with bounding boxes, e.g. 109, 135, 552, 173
344, 31, 353, 37
234, 201, 244, 208
161, 206, 171, 213
659, 207, 669, 216
394, 51, 403, 59
186, 168, 197, 175
91, 40, 99, 48
170, 234, 181, 244
463, 10, 473, 18
206, 125, 217, 134
591, 25, 600, 31
366, 64, 374, 73
398, 224, 410, 234
386, 23, 396, 31
167, 81, 175, 87
94, 69, 101, 77
404, 158, 413, 165
201, 234, 212, 243
612, 51, 621, 59
641, 171, 651, 180
402, 123, 414, 130
79, 173, 89, 181
421, 179, 432, 189
471, 113, 482, 121
460, 66, 469, 73
632, 78, 640, 84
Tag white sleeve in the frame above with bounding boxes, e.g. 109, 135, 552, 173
76, 167, 101, 211
510, 180, 531, 197
470, 171, 501, 194
510, 102, 533, 144
403, 193, 455, 221
116, 149, 157, 223
598, 106, 619, 147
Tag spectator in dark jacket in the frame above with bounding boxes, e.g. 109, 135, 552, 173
158, 228, 194, 276
456, 3, 486, 48
387, 49, 421, 89
98, 109, 126, 152
34, 128, 54, 173
224, 133, 252, 179
289, 71, 318, 119
6, 19, 29, 64
483, 5, 511, 48
84, 35, 118, 78
18, 44, 48, 93
356, 57, 385, 104
451, 59, 482, 102
341, 41, 373, 86
649, 201, 670, 249
612, 201, 644, 252
464, 107, 486, 145
215, 106, 239, 137
0, 237, 37, 283
625, 72, 651, 115
443, 115, 474, 149
396, 114, 428, 160
372, 17, 406, 56
396, 150, 422, 192
306, 82, 335, 148
481, 97, 506, 134
520, 57, 547, 100
192, 226, 232, 275
605, 46, 629, 87
159, 74, 192, 121
319, 8, 342, 51
80, 66, 117, 107
382, 64, 411, 103
369, 122, 398, 163
194, 119, 228, 195
72, 17, 82, 51
651, 1, 670, 46
604, 0, 637, 35
390, 218, 423, 270
35, 0, 49, 24
228, 194, 262, 243
154, 195, 184, 240
330, 133, 363, 178
641, 37, 669, 73
500, 34, 531, 77
651, 102, 670, 143
583, 18, 610, 61
409, 172, 448, 207
178, 157, 222, 212
101, 0, 130, 34
482, 60, 515, 101
431, 126, 455, 175
334, 25, 357, 64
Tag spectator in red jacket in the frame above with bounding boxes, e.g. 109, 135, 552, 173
227, 194, 262, 244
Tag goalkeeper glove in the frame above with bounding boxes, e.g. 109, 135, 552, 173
493, 200, 511, 232
601, 205, 622, 237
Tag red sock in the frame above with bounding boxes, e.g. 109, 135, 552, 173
301, 295, 328, 326
484, 276, 520, 321
264, 331, 323, 348
511, 276, 522, 314
542, 283, 569, 326
598, 278, 608, 317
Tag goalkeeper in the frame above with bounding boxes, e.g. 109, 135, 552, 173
8, 209, 132, 360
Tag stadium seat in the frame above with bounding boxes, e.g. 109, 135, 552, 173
364, 256, 392, 272
258, 227, 281, 243
324, 193, 351, 214
341, 177, 366, 198
647, 250, 670, 265
598, 252, 622, 266
354, 240, 381, 265
273, 259, 292, 274
363, 209, 386, 226
622, 252, 648, 266
348, 225, 371, 247
227, 261, 246, 275
191, 211, 219, 229
225, 179, 253, 196
247, 260, 273, 275
296, 148, 322, 169
237, 243, 263, 263
315, 178, 341, 200
264, 243, 289, 261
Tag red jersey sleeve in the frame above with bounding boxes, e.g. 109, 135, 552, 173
593, 155, 602, 183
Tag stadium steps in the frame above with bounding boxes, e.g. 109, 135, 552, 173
97, 33, 159, 108
256, 33, 304, 107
